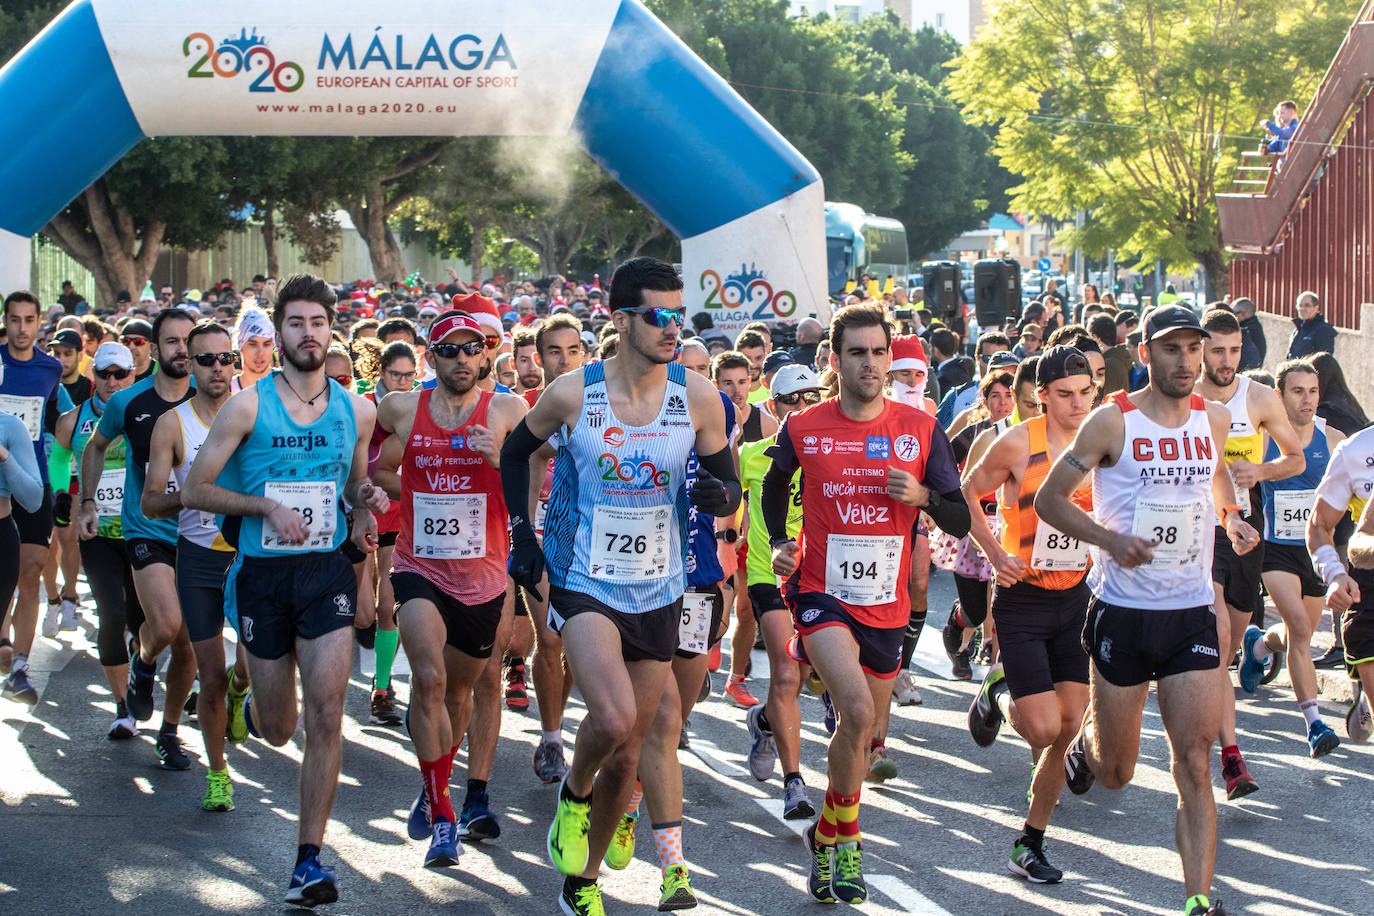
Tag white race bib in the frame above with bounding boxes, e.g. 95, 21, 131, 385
94, 467, 124, 518
1231, 469, 1251, 517
824, 534, 904, 606
534, 498, 547, 534
678, 590, 713, 656
1273, 488, 1316, 541
0, 394, 43, 441
412, 492, 487, 559
1131, 496, 1204, 569
590, 504, 671, 580
1030, 524, 1089, 571
262, 480, 336, 552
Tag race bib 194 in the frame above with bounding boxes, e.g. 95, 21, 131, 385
824, 534, 903, 606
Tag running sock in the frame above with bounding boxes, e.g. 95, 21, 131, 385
784, 771, 802, 786
756, 708, 772, 733
1019, 823, 1046, 850
12, 652, 27, 672
159, 721, 178, 737
901, 609, 927, 669
625, 782, 643, 816
296, 843, 321, 867
816, 789, 838, 846
420, 755, 456, 823
1301, 699, 1321, 727
561, 778, 591, 805
1184, 893, 1210, 915
115, 699, 128, 719
466, 779, 487, 800
995, 687, 1013, 722
133, 652, 156, 678
831, 789, 861, 845
651, 821, 685, 869
373, 629, 399, 691
543, 729, 563, 746
565, 874, 596, 891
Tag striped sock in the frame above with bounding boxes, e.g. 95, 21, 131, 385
816, 789, 839, 846
652, 821, 684, 869
831, 788, 861, 845
626, 781, 643, 817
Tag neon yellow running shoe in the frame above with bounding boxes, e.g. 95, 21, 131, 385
548, 777, 592, 875
559, 878, 606, 916
658, 864, 697, 911
604, 813, 637, 870
202, 768, 234, 812
225, 665, 249, 745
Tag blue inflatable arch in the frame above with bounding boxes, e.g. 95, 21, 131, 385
0, 0, 827, 332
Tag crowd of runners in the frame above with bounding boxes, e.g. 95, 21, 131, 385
1, 258, 1371, 916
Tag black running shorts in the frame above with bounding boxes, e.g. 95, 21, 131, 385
991, 579, 1090, 699
787, 592, 903, 679
226, 549, 357, 660
1212, 525, 1264, 616
547, 584, 680, 664
1082, 598, 1220, 687
392, 570, 504, 659
1261, 541, 1325, 598
128, 536, 176, 571
175, 537, 235, 643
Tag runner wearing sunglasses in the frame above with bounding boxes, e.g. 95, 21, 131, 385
118, 317, 154, 380
143, 321, 247, 812
500, 257, 739, 916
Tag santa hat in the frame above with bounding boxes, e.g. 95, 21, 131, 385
451, 292, 502, 335
890, 335, 928, 373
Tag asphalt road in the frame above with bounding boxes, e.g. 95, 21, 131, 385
2, 571, 1371, 915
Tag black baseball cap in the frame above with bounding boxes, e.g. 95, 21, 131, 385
48, 329, 82, 351
763, 350, 795, 376
1144, 305, 1209, 342
987, 351, 1020, 371
1036, 345, 1093, 386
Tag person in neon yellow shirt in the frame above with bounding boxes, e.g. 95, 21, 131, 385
740, 364, 818, 820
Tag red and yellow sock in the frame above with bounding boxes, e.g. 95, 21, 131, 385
832, 788, 861, 845
816, 789, 838, 846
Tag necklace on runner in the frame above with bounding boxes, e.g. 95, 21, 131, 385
282, 373, 328, 406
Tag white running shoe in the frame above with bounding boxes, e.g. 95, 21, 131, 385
892, 670, 923, 706
41, 602, 60, 638
59, 599, 78, 632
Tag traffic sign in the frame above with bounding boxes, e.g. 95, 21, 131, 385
1037, 257, 1051, 271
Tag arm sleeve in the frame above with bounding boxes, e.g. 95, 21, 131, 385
499, 417, 548, 530
921, 423, 970, 537
762, 418, 800, 544
2, 416, 45, 512
48, 439, 72, 492
695, 445, 742, 517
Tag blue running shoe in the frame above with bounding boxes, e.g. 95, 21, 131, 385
1238, 626, 1266, 694
821, 690, 837, 736
425, 817, 461, 867
285, 855, 337, 908
126, 655, 156, 721
459, 788, 501, 841
407, 782, 431, 841
1308, 719, 1340, 758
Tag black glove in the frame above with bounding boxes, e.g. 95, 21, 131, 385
690, 466, 730, 516
508, 522, 545, 602
53, 491, 72, 527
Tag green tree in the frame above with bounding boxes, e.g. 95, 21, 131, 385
949, 0, 1358, 295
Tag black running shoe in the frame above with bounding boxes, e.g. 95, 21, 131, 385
1313, 646, 1346, 669
1009, 841, 1062, 883
1187, 897, 1230, 916
968, 667, 1006, 747
156, 731, 192, 771
126, 657, 155, 722
804, 823, 834, 904
952, 649, 973, 681
1063, 732, 1095, 795
942, 601, 963, 661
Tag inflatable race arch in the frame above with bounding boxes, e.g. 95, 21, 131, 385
0, 0, 827, 334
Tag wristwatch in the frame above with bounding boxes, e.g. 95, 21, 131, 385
715, 528, 739, 543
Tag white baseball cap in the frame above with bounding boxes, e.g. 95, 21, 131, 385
770, 364, 821, 397
94, 341, 134, 372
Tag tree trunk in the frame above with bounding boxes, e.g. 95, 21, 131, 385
261, 200, 280, 279
42, 179, 164, 310
468, 216, 489, 284
1198, 246, 1229, 301
346, 185, 406, 284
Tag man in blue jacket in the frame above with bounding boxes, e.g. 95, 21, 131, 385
1286, 291, 1337, 359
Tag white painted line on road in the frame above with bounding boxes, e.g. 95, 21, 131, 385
868, 873, 955, 916
686, 735, 749, 779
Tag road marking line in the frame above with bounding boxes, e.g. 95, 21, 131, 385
868, 873, 955, 915
685, 735, 749, 779
753, 797, 809, 838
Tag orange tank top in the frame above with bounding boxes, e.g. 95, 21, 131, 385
999, 414, 1094, 590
